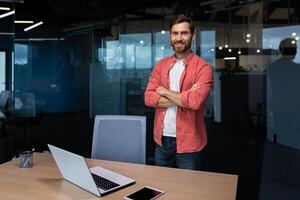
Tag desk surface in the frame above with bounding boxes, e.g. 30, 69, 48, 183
0, 153, 238, 200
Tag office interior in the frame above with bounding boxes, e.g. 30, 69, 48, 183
0, 0, 299, 199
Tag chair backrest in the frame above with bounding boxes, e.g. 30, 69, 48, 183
0, 90, 10, 109
91, 115, 146, 164
14, 93, 36, 117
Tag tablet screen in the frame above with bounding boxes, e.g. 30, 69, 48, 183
125, 187, 163, 200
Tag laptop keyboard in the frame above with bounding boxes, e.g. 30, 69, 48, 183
91, 173, 120, 191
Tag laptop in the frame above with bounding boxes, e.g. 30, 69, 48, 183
48, 144, 135, 197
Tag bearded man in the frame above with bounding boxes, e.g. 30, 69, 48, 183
144, 14, 213, 170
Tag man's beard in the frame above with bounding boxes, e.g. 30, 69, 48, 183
171, 40, 192, 54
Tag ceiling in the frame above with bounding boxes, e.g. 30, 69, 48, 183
1, 0, 299, 36
11, 0, 298, 23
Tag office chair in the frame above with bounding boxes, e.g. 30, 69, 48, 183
0, 90, 11, 113
91, 115, 146, 164
0, 90, 11, 137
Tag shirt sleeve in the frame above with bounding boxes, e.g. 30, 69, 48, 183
144, 62, 162, 107
180, 63, 213, 110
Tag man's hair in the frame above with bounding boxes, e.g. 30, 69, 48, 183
279, 38, 297, 56
169, 14, 195, 34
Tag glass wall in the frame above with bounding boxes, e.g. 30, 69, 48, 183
14, 35, 91, 113
91, 31, 195, 117
0, 51, 5, 91
261, 25, 300, 200
0, 0, 14, 163
0, 1, 14, 92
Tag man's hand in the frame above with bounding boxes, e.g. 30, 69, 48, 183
188, 82, 201, 92
156, 86, 169, 97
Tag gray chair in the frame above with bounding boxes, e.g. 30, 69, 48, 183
14, 93, 36, 118
0, 90, 11, 136
0, 90, 11, 114
91, 115, 146, 164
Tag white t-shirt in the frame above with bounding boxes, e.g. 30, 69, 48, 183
163, 59, 185, 137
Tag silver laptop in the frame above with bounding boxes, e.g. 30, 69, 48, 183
48, 144, 135, 197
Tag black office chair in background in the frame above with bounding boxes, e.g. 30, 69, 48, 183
0, 90, 10, 112
0, 90, 11, 136
0, 90, 13, 163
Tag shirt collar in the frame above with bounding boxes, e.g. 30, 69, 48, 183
171, 51, 194, 66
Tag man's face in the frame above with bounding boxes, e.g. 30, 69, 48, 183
170, 22, 194, 54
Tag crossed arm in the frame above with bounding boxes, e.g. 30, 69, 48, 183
144, 63, 213, 110
156, 82, 201, 108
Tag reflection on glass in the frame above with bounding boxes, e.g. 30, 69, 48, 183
0, 51, 6, 91
263, 25, 300, 64
120, 33, 152, 69
15, 43, 28, 65
106, 40, 122, 69
14, 38, 90, 113
200, 31, 216, 118
267, 37, 300, 149
92, 30, 209, 116
153, 31, 173, 62
200, 31, 216, 68
262, 26, 300, 200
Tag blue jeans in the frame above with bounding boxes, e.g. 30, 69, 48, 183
155, 136, 201, 170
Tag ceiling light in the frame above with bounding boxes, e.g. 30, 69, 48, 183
0, 10, 15, 19
291, 40, 296, 44
15, 38, 65, 41
224, 44, 229, 48
238, 50, 241, 54
161, 30, 165, 34
246, 33, 251, 38
161, 46, 165, 50
24, 21, 43, 32
211, 48, 214, 51
0, 32, 14, 35
228, 48, 232, 52
15, 20, 34, 24
246, 39, 250, 43
256, 49, 261, 53
139, 40, 144, 44
224, 57, 236, 60
218, 46, 223, 50
295, 37, 299, 41
292, 32, 297, 37
28, 38, 64, 41
0, 7, 10, 11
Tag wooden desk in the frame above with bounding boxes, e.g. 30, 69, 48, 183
0, 153, 238, 200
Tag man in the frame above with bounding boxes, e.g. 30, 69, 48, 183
144, 14, 213, 170
267, 38, 300, 147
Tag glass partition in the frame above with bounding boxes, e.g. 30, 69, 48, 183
261, 25, 300, 199
0, 51, 5, 91
0, 0, 14, 163
0, 1, 14, 92
14, 35, 91, 113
